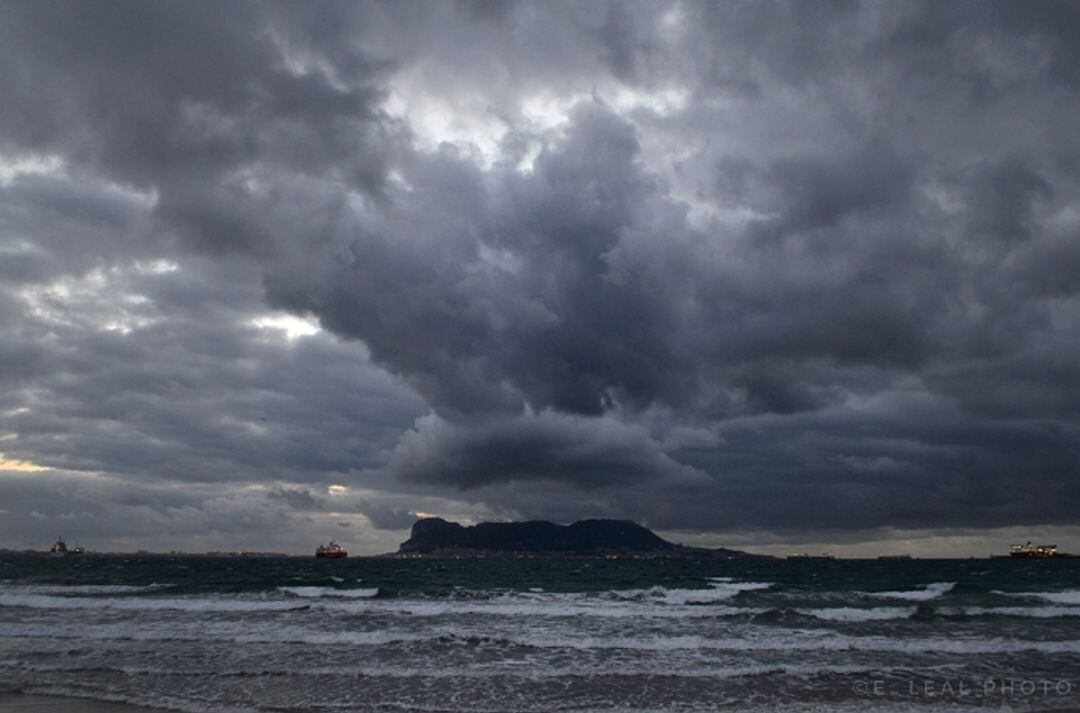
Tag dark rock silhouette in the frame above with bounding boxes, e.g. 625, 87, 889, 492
400, 517, 674, 553
398, 517, 759, 557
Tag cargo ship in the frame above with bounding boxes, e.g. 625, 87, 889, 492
993, 542, 1075, 559
49, 537, 67, 557
315, 540, 348, 559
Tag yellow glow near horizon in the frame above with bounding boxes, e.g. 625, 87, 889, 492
0, 453, 48, 472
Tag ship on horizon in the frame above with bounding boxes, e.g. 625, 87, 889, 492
992, 542, 1075, 559
48, 538, 84, 556
315, 540, 348, 559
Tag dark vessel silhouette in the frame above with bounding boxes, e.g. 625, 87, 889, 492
995, 542, 1075, 559
49, 537, 67, 557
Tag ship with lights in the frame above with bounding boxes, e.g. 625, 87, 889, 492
994, 542, 1075, 559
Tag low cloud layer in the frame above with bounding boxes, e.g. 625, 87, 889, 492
2, 1, 1079, 553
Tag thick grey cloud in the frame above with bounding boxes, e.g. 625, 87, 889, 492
2, 1, 1079, 553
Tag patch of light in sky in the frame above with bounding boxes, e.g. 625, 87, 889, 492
18, 267, 160, 334
133, 259, 180, 274
250, 313, 321, 340
609, 85, 690, 116
383, 72, 508, 167
0, 452, 48, 473
386, 66, 692, 173
0, 154, 65, 186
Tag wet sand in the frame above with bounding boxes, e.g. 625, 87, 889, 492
0, 694, 162, 713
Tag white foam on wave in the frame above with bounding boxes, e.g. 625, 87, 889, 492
864, 582, 955, 601
611, 579, 772, 605
6, 619, 1079, 656
0, 583, 167, 595
278, 586, 378, 598
320, 595, 759, 619
4, 658, 890, 682
940, 605, 1080, 619
0, 620, 433, 647
522, 632, 1080, 655
0, 588, 760, 619
797, 606, 916, 622
995, 589, 1080, 606
0, 593, 308, 613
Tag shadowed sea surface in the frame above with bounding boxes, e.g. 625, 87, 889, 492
1, 554, 1079, 712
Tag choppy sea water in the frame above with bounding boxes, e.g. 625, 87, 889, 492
1, 554, 1079, 712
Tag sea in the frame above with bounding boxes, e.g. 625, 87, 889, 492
1, 553, 1079, 713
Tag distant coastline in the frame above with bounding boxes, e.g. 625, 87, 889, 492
395, 517, 770, 559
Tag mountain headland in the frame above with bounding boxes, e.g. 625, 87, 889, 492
397, 517, 764, 558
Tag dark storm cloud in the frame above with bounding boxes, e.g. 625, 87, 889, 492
353, 499, 420, 531
387, 411, 702, 490
266, 105, 696, 417
2, 0, 1080, 549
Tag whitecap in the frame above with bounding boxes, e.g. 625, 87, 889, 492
0, 593, 308, 612
863, 581, 955, 601
611, 580, 771, 605
797, 606, 916, 622
277, 586, 378, 598
996, 589, 1080, 606
0, 583, 168, 596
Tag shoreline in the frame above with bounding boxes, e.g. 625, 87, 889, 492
0, 694, 164, 713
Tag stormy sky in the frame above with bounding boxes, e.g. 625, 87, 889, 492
2, 1, 1079, 556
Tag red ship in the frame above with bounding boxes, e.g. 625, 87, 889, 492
315, 540, 348, 559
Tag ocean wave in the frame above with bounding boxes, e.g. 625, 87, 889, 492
795, 606, 916, 622
0, 593, 309, 613
862, 581, 955, 601
0, 583, 169, 596
1, 659, 889, 681
995, 589, 1080, 606
609, 580, 771, 605
319, 596, 761, 619
936, 605, 1080, 619
277, 586, 379, 599
6, 620, 1079, 655
0, 588, 763, 619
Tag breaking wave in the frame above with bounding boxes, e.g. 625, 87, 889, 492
996, 589, 1080, 606
609, 579, 771, 605
277, 586, 379, 598
0, 593, 309, 613
797, 606, 917, 622
863, 582, 955, 601
6, 619, 1078, 655
0, 583, 169, 596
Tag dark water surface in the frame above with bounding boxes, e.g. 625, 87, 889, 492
2, 554, 1079, 712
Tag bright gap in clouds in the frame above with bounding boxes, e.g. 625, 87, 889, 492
0, 153, 65, 185
0, 452, 48, 472
384, 72, 692, 172
250, 313, 322, 340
